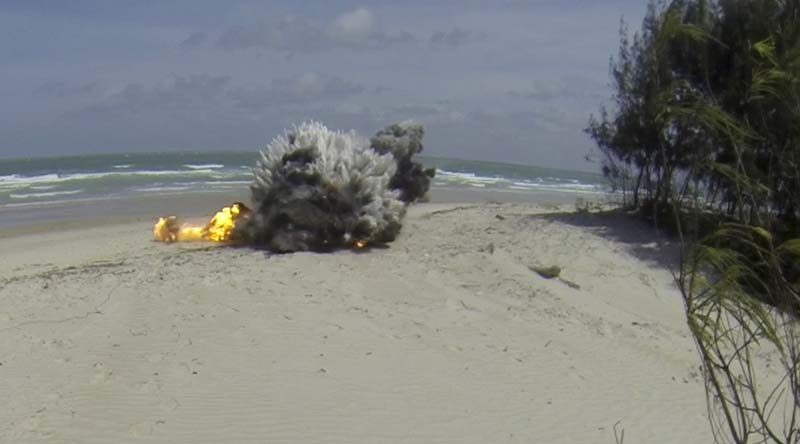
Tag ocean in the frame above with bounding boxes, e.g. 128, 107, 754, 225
0, 152, 611, 210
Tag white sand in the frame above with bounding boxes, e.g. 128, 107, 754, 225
0, 203, 712, 443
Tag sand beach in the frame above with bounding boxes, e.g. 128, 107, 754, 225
0, 192, 714, 443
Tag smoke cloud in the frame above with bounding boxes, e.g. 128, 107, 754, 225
237, 121, 433, 252
370, 122, 435, 203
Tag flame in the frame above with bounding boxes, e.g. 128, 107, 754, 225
354, 239, 367, 249
153, 202, 250, 243
206, 204, 242, 242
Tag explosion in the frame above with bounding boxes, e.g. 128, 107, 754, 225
153, 202, 250, 243
152, 121, 434, 252
238, 121, 405, 252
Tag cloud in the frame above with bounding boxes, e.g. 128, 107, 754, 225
217, 16, 323, 52
507, 77, 606, 102
232, 73, 365, 110
271, 73, 364, 100
390, 104, 444, 116
329, 8, 375, 42
507, 79, 569, 101
429, 27, 486, 48
216, 8, 414, 53
180, 32, 208, 49
34, 81, 104, 98
68, 73, 366, 120
70, 75, 233, 119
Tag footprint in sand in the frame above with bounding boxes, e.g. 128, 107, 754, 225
131, 378, 161, 394
90, 362, 113, 385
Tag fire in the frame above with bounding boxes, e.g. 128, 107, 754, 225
153, 202, 250, 243
354, 239, 367, 249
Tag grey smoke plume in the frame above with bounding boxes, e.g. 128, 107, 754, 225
370, 121, 436, 203
237, 121, 432, 252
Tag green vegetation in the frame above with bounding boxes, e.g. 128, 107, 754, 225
588, 1, 800, 442
530, 265, 562, 279
588, 0, 800, 228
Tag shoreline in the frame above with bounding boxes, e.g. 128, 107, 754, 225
0, 187, 612, 239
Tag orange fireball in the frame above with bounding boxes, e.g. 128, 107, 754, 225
153, 202, 250, 243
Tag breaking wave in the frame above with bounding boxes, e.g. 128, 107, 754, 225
9, 189, 84, 199
0, 152, 611, 207
432, 169, 606, 194
183, 163, 225, 170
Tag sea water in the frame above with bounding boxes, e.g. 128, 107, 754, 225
0, 152, 611, 210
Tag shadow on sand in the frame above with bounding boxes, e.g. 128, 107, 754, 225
536, 209, 682, 272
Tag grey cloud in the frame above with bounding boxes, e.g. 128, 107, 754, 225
217, 8, 414, 53
69, 73, 366, 120
180, 32, 208, 49
233, 73, 365, 111
217, 16, 325, 52
429, 27, 486, 48
34, 81, 104, 98
391, 104, 444, 116
385, 104, 470, 126
508, 79, 569, 101
372, 86, 393, 94
72, 75, 233, 118
526, 106, 573, 132
271, 74, 363, 100
328, 8, 375, 42
474, 110, 561, 133
508, 77, 606, 102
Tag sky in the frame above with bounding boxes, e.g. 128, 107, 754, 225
0, 0, 645, 171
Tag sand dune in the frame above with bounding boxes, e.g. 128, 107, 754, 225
0, 203, 712, 443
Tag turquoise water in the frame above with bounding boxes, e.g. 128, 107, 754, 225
0, 152, 610, 208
